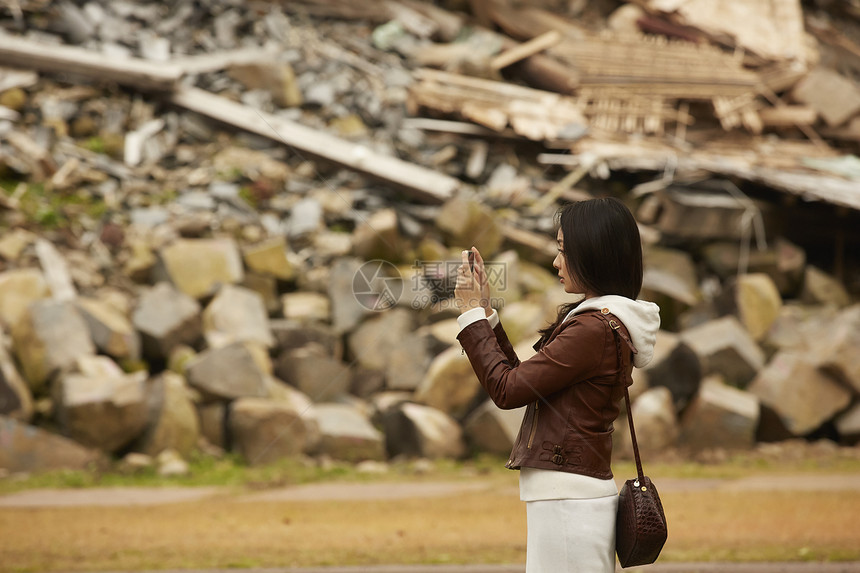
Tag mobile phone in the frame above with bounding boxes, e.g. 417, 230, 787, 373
468, 250, 475, 272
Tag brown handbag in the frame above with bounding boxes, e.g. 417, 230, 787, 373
615, 377, 668, 567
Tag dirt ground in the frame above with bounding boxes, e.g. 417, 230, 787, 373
2, 472, 860, 572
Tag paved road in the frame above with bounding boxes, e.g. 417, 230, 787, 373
98, 563, 860, 573
4, 473, 860, 507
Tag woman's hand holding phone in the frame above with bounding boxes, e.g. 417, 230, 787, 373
455, 247, 493, 316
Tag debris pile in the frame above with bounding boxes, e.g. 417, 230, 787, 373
1, 0, 860, 475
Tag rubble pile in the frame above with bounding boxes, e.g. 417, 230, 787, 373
1, 0, 860, 475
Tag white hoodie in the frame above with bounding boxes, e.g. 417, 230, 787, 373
458, 295, 661, 368
567, 295, 661, 368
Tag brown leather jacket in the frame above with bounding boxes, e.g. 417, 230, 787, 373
457, 308, 637, 480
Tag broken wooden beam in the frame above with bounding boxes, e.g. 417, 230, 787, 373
547, 138, 860, 212
490, 30, 562, 70
409, 68, 586, 141
401, 117, 519, 138
171, 47, 280, 76
0, 34, 183, 91
169, 87, 459, 204
758, 105, 818, 128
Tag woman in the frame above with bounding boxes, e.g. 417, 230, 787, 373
454, 197, 660, 572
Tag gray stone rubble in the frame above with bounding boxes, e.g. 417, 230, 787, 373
0, 0, 859, 475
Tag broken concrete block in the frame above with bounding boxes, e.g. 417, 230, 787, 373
75, 297, 141, 360
382, 402, 466, 459
0, 416, 104, 473
351, 208, 407, 263
242, 272, 281, 315
762, 302, 835, 356
638, 330, 701, 412
281, 291, 331, 323
679, 376, 759, 450
157, 238, 244, 299
230, 396, 320, 465
414, 344, 483, 420
748, 351, 852, 436
313, 403, 385, 462
202, 284, 273, 349
641, 245, 701, 319
801, 266, 852, 308
328, 257, 372, 334
835, 402, 860, 443
0, 268, 50, 329
269, 319, 342, 357
715, 273, 783, 341
652, 187, 770, 241
135, 372, 200, 457
463, 399, 525, 455
0, 336, 33, 422
186, 342, 269, 400
274, 343, 351, 403
792, 67, 860, 127
808, 303, 860, 393
54, 356, 149, 453
348, 308, 429, 392
12, 299, 96, 392
196, 401, 228, 450
287, 198, 324, 239
0, 228, 37, 262
681, 316, 765, 388
133, 282, 202, 359
242, 236, 296, 281
627, 386, 679, 455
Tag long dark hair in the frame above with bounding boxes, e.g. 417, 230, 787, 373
537, 197, 643, 340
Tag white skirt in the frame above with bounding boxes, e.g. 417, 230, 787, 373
525, 495, 618, 573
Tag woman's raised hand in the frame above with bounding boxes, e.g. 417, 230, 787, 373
470, 247, 493, 317
454, 247, 492, 315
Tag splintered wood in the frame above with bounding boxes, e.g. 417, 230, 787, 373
478, 4, 769, 137
553, 32, 761, 136
407, 68, 586, 142
576, 94, 690, 136
556, 32, 759, 98
410, 30, 760, 137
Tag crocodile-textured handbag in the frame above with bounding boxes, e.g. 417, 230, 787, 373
615, 372, 668, 568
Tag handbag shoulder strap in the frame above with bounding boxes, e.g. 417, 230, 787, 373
622, 375, 645, 483
597, 311, 645, 483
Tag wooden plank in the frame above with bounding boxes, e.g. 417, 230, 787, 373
758, 106, 818, 128
564, 138, 860, 212
401, 117, 516, 137
169, 87, 459, 204
490, 30, 562, 70
171, 47, 280, 76
0, 34, 182, 91
414, 68, 567, 102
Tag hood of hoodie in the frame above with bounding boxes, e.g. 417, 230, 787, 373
566, 295, 661, 368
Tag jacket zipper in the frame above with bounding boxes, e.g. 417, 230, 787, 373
527, 402, 539, 448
